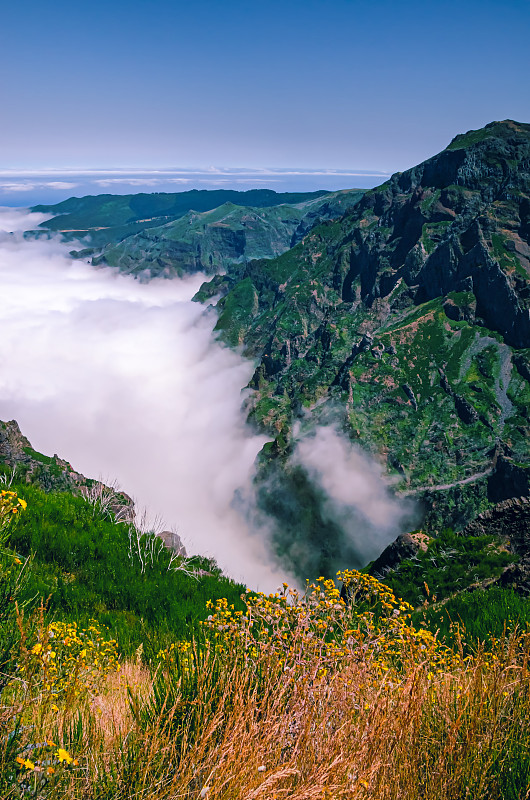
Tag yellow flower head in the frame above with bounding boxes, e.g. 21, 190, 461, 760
56, 748, 73, 764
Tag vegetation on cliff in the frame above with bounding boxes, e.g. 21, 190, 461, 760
2, 122, 527, 795
200, 121, 530, 555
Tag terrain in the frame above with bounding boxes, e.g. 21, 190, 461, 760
27, 120, 530, 585
196, 120, 530, 569
2, 126, 530, 795
32, 187, 363, 275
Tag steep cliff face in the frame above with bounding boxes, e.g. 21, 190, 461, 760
210, 121, 530, 534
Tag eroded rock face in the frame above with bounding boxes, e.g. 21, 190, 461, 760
0, 419, 132, 509
459, 496, 530, 595
158, 530, 187, 557
211, 120, 530, 547
460, 496, 530, 554
0, 420, 30, 460
366, 496, 530, 594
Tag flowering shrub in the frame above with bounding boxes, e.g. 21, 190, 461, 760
157, 639, 192, 665
202, 570, 462, 679
0, 488, 26, 533
20, 619, 121, 707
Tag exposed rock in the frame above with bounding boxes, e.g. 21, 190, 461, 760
212, 122, 530, 560
459, 496, 530, 595
402, 383, 417, 410
499, 555, 530, 595
460, 496, 530, 554
158, 530, 187, 557
487, 457, 530, 503
367, 533, 421, 578
439, 370, 479, 424
0, 418, 130, 507
443, 295, 476, 322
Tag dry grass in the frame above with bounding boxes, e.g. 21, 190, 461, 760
3, 576, 530, 799
90, 660, 152, 746
55, 638, 528, 800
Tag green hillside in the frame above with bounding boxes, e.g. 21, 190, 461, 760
31, 188, 332, 248
196, 121, 530, 574
92, 190, 364, 278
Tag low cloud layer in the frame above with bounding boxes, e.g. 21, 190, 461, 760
0, 209, 276, 589
292, 426, 416, 567
0, 209, 414, 591
0, 169, 390, 206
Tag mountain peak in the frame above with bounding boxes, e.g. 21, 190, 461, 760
446, 119, 530, 151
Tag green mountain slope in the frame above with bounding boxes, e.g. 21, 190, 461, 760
206, 121, 530, 542
31, 188, 332, 249
92, 190, 364, 279
0, 420, 245, 652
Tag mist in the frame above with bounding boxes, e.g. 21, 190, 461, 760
0, 208, 414, 591
249, 424, 416, 583
292, 426, 417, 567
0, 208, 276, 589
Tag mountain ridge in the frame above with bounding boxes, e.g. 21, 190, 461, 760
200, 120, 530, 567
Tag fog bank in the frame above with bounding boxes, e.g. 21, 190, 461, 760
0, 209, 414, 590
0, 209, 275, 589
292, 426, 416, 567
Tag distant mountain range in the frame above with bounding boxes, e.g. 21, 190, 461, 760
32, 187, 362, 256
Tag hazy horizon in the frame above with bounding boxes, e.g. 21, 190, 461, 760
0, 167, 390, 207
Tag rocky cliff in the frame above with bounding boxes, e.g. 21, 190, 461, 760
206, 121, 530, 544
0, 419, 93, 493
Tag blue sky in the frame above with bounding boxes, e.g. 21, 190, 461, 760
2, 0, 529, 176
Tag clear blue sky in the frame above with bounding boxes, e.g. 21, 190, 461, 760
2, 0, 529, 173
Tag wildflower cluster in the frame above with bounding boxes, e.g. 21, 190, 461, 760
20, 619, 120, 706
203, 570, 461, 680
15, 742, 78, 772
11, 740, 79, 797
0, 489, 26, 532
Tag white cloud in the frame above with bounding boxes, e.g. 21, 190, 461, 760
0, 211, 410, 591
0, 207, 52, 230
0, 181, 78, 193
0, 210, 278, 590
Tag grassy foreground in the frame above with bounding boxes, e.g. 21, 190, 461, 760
2, 491, 530, 798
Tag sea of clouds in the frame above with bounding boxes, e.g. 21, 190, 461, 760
0, 168, 390, 206
0, 208, 410, 590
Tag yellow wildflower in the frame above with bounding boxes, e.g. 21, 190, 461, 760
56, 748, 73, 764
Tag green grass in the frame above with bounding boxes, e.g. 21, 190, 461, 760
5, 481, 245, 655
383, 529, 515, 607
417, 587, 530, 646
23, 447, 55, 465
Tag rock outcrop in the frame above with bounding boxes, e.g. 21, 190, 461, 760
368, 533, 421, 578
0, 419, 131, 510
158, 530, 187, 557
460, 495, 530, 553
460, 497, 530, 595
